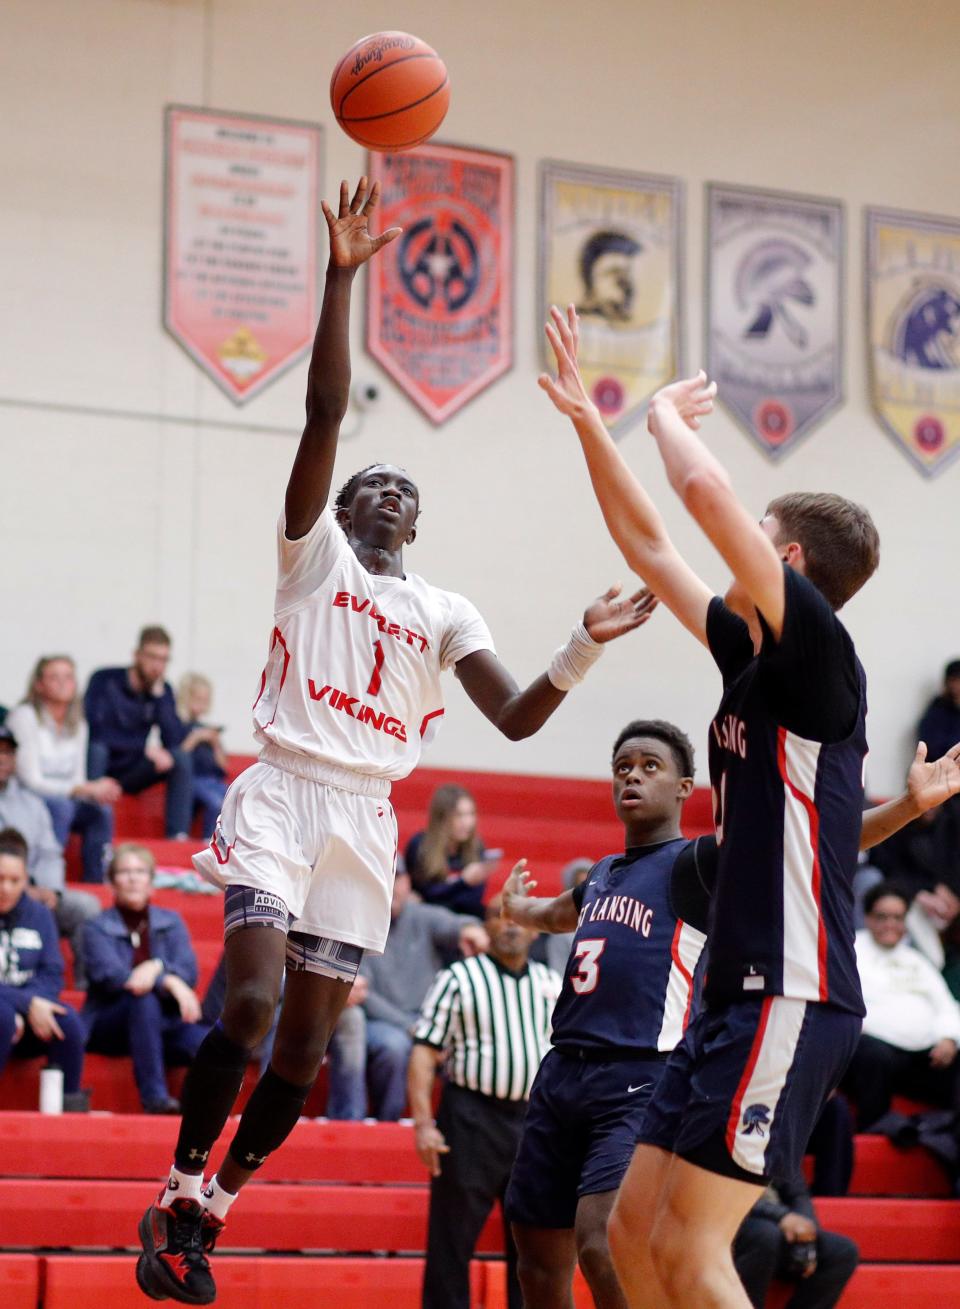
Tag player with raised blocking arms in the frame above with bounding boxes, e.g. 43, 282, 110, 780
135, 182, 654, 1306
537, 303, 960, 1309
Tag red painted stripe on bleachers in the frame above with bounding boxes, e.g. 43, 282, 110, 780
0, 1255, 39, 1309
815, 1197, 960, 1262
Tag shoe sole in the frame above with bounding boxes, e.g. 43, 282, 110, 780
138, 1210, 216, 1306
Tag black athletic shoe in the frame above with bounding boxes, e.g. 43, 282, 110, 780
137, 1192, 216, 1305
200, 1210, 225, 1256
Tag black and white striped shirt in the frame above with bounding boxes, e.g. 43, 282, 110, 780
413, 954, 561, 1102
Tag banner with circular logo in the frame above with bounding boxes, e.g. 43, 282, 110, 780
539, 161, 684, 440
866, 207, 960, 478
707, 184, 844, 460
365, 143, 513, 425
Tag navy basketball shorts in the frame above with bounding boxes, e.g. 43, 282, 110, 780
637, 996, 861, 1184
505, 1047, 669, 1229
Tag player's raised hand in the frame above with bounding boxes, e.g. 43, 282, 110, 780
322, 177, 402, 269
583, 584, 659, 644
502, 859, 537, 922
907, 740, 960, 814
647, 370, 717, 438
539, 304, 593, 419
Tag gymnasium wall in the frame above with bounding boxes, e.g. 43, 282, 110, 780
2, 0, 958, 793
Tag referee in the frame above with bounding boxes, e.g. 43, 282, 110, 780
408, 894, 561, 1309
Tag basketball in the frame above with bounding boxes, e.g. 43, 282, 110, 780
330, 31, 450, 151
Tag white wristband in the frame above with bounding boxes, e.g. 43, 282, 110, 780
547, 621, 604, 691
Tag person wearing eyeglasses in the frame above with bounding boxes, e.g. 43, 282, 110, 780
842, 879, 960, 1134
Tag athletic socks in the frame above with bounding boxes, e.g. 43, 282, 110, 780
173, 1022, 250, 1173
227, 1066, 312, 1172
200, 1174, 238, 1223
160, 1165, 205, 1209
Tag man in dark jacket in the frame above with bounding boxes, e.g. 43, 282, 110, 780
0, 828, 86, 1105
82, 843, 209, 1112
84, 625, 193, 839
732, 1172, 858, 1309
919, 659, 960, 763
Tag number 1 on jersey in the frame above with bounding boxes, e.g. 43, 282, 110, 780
367, 640, 386, 697
570, 938, 606, 994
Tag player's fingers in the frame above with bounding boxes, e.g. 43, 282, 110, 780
914, 741, 928, 765
321, 200, 336, 227
338, 179, 351, 218
567, 303, 580, 350
349, 175, 368, 213
551, 304, 575, 351
601, 582, 623, 602
362, 179, 380, 213
371, 227, 403, 252
689, 418, 701, 430
545, 320, 572, 363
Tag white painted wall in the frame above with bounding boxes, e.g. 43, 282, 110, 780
2, 0, 958, 791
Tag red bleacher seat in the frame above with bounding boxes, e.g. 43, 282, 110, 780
0, 1256, 38, 1309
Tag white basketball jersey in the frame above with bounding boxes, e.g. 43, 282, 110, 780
252, 508, 495, 781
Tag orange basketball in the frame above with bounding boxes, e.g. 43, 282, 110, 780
330, 31, 450, 152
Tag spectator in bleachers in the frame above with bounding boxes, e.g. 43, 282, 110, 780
84, 625, 193, 839
81, 843, 209, 1113
176, 673, 229, 839
7, 655, 119, 882
918, 658, 960, 763
360, 869, 488, 1120
843, 881, 960, 1135
0, 828, 87, 1109
405, 784, 498, 918
408, 895, 560, 1309
0, 725, 100, 986
732, 1172, 858, 1309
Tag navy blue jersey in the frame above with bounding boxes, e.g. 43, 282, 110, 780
705, 566, 866, 1015
550, 838, 708, 1055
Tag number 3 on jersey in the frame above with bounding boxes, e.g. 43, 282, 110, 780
570, 938, 606, 994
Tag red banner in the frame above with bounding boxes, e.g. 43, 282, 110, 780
164, 106, 322, 404
366, 143, 514, 424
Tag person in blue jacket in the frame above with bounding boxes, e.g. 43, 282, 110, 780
0, 827, 86, 1105
82, 842, 210, 1112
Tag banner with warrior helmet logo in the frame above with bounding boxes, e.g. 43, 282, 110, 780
539, 161, 684, 439
707, 184, 844, 459
866, 207, 960, 477
365, 143, 513, 425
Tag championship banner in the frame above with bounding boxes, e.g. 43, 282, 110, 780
365, 143, 514, 425
164, 106, 322, 404
539, 161, 683, 439
866, 207, 960, 477
707, 184, 843, 459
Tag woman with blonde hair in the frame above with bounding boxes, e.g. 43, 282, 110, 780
7, 655, 119, 881
404, 783, 497, 917
176, 673, 229, 838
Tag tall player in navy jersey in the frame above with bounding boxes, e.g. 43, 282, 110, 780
536, 301, 943, 1309
501, 720, 708, 1309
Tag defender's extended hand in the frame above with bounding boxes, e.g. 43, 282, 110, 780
502, 860, 537, 922
539, 304, 593, 419
647, 370, 717, 437
583, 584, 659, 644
907, 740, 960, 814
321, 177, 401, 269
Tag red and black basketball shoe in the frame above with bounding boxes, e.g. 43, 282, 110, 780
136, 1191, 216, 1304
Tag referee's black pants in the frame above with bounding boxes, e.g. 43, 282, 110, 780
422, 1082, 525, 1309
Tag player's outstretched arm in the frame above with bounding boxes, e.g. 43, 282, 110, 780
860, 740, 960, 851
456, 584, 657, 740
540, 305, 713, 647
285, 177, 401, 539
646, 372, 788, 639
502, 860, 580, 933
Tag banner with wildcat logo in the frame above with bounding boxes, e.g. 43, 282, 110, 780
866, 208, 960, 477
707, 184, 843, 459
365, 143, 513, 424
539, 161, 683, 439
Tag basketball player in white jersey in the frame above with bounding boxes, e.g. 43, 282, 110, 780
136, 177, 655, 1305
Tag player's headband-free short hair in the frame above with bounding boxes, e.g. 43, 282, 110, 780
863, 879, 911, 916
334, 465, 420, 516
0, 827, 29, 864
611, 720, 695, 780
765, 492, 879, 611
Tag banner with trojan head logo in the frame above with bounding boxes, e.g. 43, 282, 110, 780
707, 184, 844, 459
866, 207, 960, 478
365, 143, 514, 425
539, 161, 684, 439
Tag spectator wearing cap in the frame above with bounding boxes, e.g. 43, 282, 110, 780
84, 625, 193, 839
843, 880, 960, 1133
0, 828, 87, 1108
7, 655, 119, 882
918, 659, 960, 764
360, 870, 489, 1120
0, 725, 99, 986
81, 843, 210, 1113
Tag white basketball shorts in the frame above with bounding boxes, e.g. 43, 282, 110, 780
192, 752, 398, 954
